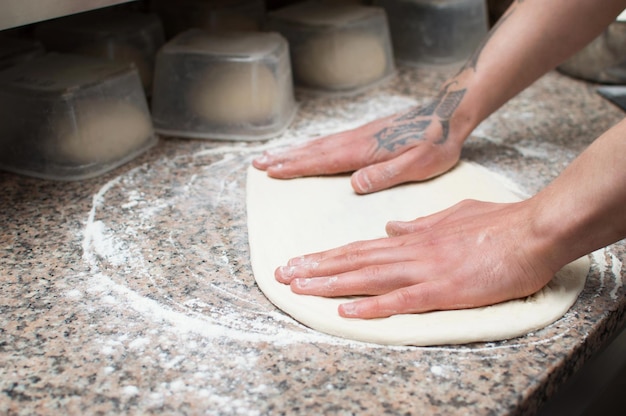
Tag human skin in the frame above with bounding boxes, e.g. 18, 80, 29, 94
274, 119, 626, 318
253, 0, 626, 318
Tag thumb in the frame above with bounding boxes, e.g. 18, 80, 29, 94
350, 161, 407, 194
385, 220, 415, 236
351, 145, 455, 194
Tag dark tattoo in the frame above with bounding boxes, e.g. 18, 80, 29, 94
395, 100, 437, 121
436, 89, 466, 119
374, 83, 466, 152
438, 120, 450, 145
372, 0, 530, 152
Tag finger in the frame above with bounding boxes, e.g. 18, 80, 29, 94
275, 236, 414, 283
252, 143, 319, 171
338, 281, 453, 319
289, 261, 428, 297
254, 115, 399, 176
252, 121, 368, 170
275, 243, 419, 283
386, 200, 503, 236
386, 208, 459, 237
265, 147, 361, 178
252, 150, 280, 170
386, 219, 428, 237
256, 136, 368, 178
288, 237, 406, 266
351, 143, 458, 194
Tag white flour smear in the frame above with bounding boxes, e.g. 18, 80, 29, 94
610, 252, 624, 300
88, 271, 346, 346
592, 249, 608, 295
79, 93, 426, 351
79, 92, 607, 353
590, 248, 624, 301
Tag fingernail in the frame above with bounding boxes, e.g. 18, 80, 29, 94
294, 278, 310, 288
288, 259, 319, 273
288, 256, 306, 266
278, 266, 296, 278
353, 171, 372, 193
340, 302, 358, 317
255, 153, 269, 164
386, 221, 402, 236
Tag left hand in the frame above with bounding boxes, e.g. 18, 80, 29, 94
253, 102, 464, 194
274, 199, 558, 319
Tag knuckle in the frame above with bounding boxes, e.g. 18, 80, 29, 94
362, 264, 384, 281
393, 288, 418, 310
344, 246, 366, 265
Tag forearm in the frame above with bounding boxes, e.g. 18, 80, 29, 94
252, 0, 626, 193
529, 118, 626, 272
445, 0, 626, 146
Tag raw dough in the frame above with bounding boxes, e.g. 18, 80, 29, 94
56, 100, 153, 164
189, 63, 279, 124
294, 32, 388, 90
246, 162, 590, 346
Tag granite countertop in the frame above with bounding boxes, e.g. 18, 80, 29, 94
1, 65, 625, 415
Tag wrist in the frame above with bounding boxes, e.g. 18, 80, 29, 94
525, 188, 612, 275
524, 195, 577, 274
437, 69, 488, 149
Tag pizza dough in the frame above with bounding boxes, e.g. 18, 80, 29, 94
246, 162, 590, 346
294, 32, 388, 90
189, 63, 278, 124
55, 100, 153, 164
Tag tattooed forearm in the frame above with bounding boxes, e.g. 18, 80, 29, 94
374, 0, 526, 154
462, 0, 525, 72
372, 1, 531, 152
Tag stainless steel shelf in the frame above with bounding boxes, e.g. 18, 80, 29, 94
0, 0, 136, 31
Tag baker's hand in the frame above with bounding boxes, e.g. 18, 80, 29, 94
253, 91, 466, 194
274, 199, 558, 319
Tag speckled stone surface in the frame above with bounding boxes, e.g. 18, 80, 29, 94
1, 65, 625, 416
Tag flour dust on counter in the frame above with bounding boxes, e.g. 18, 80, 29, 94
247, 162, 590, 346
80, 153, 355, 347
77, 91, 432, 352
591, 248, 624, 301
76, 88, 604, 353
75, 144, 581, 358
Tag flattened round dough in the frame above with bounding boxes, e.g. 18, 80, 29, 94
246, 162, 589, 346
294, 32, 388, 90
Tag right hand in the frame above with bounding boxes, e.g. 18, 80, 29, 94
274, 198, 557, 318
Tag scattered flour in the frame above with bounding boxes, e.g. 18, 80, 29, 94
65, 289, 82, 299
591, 248, 624, 300
77, 91, 617, 361
128, 337, 150, 350
122, 386, 140, 397
610, 253, 624, 300
430, 365, 446, 377
592, 249, 609, 294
